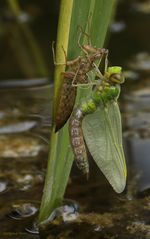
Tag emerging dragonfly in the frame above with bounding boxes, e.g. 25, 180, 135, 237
69, 66, 127, 193
53, 31, 108, 132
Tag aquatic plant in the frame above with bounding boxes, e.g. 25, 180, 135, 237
39, 0, 117, 224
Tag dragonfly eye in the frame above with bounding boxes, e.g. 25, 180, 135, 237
109, 73, 125, 84
106, 66, 125, 84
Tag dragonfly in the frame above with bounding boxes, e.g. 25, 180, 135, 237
53, 34, 108, 132
69, 66, 127, 193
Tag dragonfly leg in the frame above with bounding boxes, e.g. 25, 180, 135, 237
71, 67, 80, 86
52, 41, 81, 69
80, 26, 92, 45
77, 26, 92, 55
72, 72, 95, 89
91, 49, 109, 79
72, 70, 100, 89
52, 41, 66, 65
86, 13, 92, 45
104, 50, 109, 72
93, 62, 104, 79
77, 29, 87, 55
61, 46, 81, 67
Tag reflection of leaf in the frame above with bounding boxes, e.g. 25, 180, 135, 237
7, 0, 48, 78
82, 102, 127, 193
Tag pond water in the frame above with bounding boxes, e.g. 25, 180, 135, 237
0, 0, 150, 238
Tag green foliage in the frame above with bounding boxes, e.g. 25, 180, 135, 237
7, 0, 48, 77
39, 0, 116, 223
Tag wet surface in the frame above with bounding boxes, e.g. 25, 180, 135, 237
39, 195, 150, 239
0, 0, 150, 238
0, 77, 149, 238
0, 85, 51, 238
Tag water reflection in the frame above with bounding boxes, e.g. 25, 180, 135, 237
128, 52, 150, 72
123, 79, 150, 193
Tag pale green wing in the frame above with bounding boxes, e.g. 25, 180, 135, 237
82, 101, 127, 193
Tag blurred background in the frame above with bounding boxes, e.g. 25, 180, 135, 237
0, 0, 150, 237
0, 0, 59, 81
0, 0, 149, 80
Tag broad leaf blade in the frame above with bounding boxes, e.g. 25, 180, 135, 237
39, 0, 117, 223
82, 102, 127, 193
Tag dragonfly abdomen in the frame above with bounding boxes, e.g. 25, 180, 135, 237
69, 108, 89, 176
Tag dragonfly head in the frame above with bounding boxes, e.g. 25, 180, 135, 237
82, 45, 97, 55
105, 66, 125, 84
83, 45, 108, 60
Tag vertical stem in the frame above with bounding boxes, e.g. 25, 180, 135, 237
38, 0, 74, 223
7, 0, 48, 77
39, 0, 117, 224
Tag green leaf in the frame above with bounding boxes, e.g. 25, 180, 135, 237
39, 0, 117, 223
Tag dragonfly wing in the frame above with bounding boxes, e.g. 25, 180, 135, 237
82, 101, 127, 193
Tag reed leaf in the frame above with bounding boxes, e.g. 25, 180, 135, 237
39, 0, 116, 223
